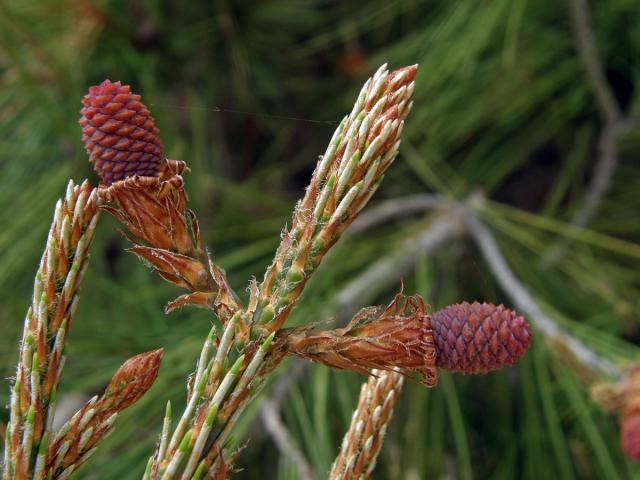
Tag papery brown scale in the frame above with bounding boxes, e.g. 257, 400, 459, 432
165, 291, 216, 313
128, 246, 210, 291
57, 241, 68, 280
71, 217, 82, 247
19, 368, 30, 414
15, 449, 26, 480
101, 205, 146, 241
36, 332, 47, 374
112, 185, 174, 250
168, 199, 192, 254
114, 183, 166, 222
132, 203, 174, 251
43, 351, 59, 398
11, 421, 20, 455
45, 272, 56, 307
187, 210, 202, 252
50, 291, 66, 332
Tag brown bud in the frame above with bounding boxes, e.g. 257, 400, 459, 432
129, 246, 210, 291
431, 302, 531, 374
102, 348, 163, 412
46, 349, 163, 476
80, 80, 163, 184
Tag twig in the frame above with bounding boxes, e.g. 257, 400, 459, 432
545, 0, 631, 264
334, 211, 465, 320
349, 193, 445, 234
569, 0, 621, 124
260, 399, 316, 480
464, 210, 621, 379
329, 370, 404, 479
2, 180, 100, 480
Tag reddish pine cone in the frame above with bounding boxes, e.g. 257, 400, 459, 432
621, 413, 640, 461
431, 302, 531, 374
80, 79, 163, 184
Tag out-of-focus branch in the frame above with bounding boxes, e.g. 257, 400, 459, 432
334, 211, 465, 319
349, 193, 445, 234
465, 210, 621, 379
569, 0, 621, 124
260, 399, 316, 480
545, 0, 632, 264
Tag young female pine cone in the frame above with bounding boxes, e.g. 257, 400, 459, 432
281, 294, 531, 386
432, 301, 531, 374
80, 80, 163, 184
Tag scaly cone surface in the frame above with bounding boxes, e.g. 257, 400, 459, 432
80, 80, 163, 184
431, 301, 531, 374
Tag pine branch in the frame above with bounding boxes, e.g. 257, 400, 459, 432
2, 180, 100, 480
544, 0, 632, 264
91, 64, 419, 478
260, 399, 315, 480
569, 0, 621, 124
329, 370, 403, 480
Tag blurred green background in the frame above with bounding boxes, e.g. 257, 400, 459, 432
1, 0, 640, 478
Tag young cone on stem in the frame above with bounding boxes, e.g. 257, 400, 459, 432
84, 80, 242, 327
279, 293, 531, 386
80, 79, 163, 184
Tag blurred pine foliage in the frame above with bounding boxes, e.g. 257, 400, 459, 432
1, 0, 639, 478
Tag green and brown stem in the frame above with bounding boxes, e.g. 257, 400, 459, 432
329, 370, 404, 480
88, 64, 417, 478
2, 180, 100, 480
254, 63, 417, 334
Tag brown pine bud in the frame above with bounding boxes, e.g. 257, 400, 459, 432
102, 348, 164, 412
431, 302, 531, 374
80, 79, 163, 184
46, 349, 163, 477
